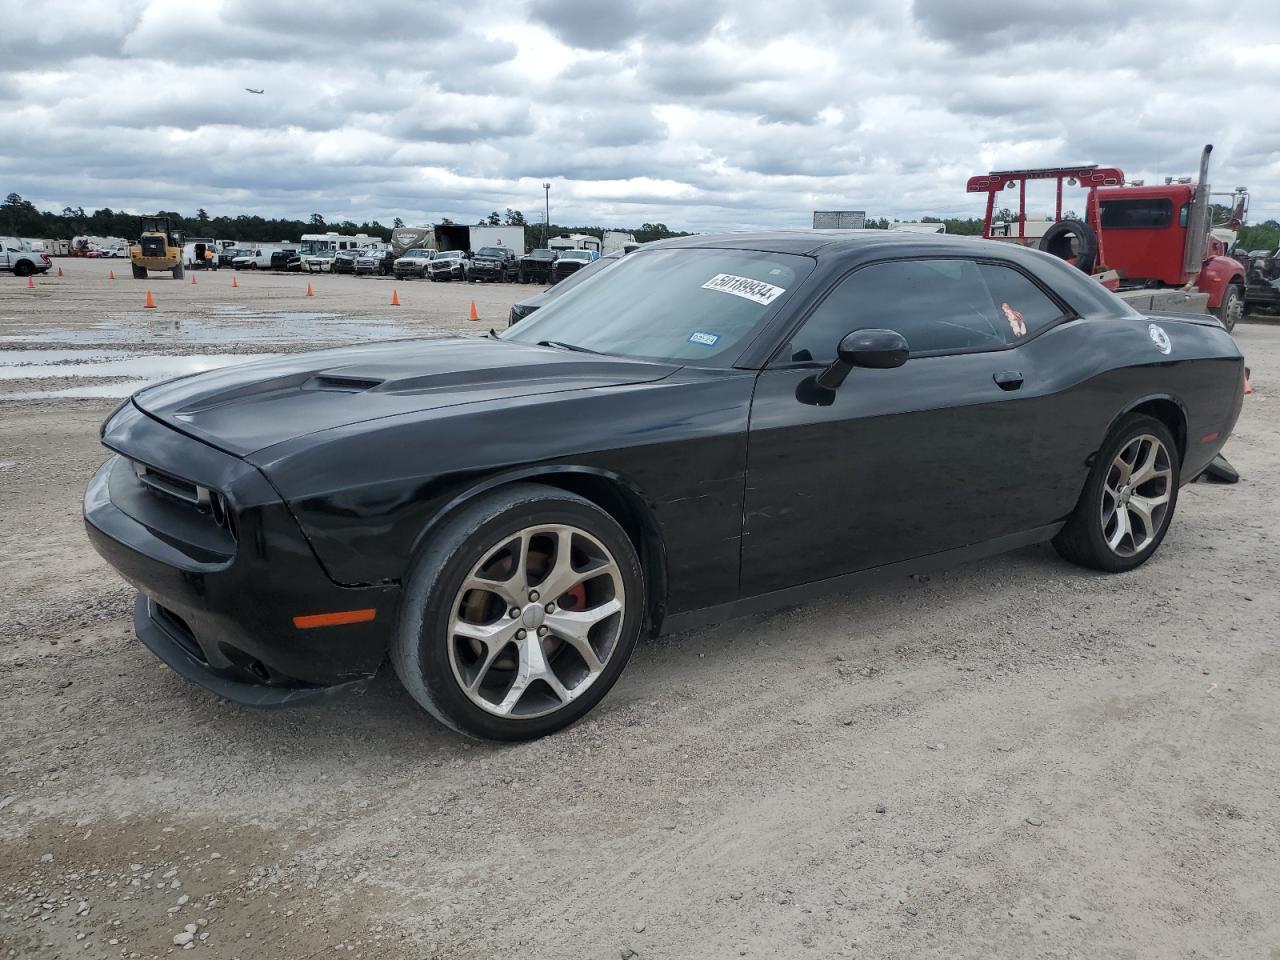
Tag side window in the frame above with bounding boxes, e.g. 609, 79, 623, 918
782, 259, 1065, 363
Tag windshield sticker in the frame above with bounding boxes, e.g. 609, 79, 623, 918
701, 273, 786, 305
1148, 323, 1172, 355
1001, 302, 1026, 337
688, 331, 720, 346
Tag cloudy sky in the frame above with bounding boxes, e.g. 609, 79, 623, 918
2, 0, 1279, 231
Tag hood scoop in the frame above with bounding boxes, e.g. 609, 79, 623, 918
308, 374, 384, 392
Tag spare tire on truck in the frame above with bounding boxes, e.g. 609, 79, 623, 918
1038, 218, 1098, 275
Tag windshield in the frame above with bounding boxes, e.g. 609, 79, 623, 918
298, 240, 332, 255
502, 248, 810, 364
435, 251, 462, 261
561, 250, 592, 260
527, 249, 554, 260
404, 248, 431, 258
476, 247, 506, 258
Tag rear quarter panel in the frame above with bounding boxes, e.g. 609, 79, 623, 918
1025, 312, 1243, 520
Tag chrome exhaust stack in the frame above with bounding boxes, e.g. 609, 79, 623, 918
1183, 144, 1213, 279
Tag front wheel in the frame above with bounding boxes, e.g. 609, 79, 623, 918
1052, 414, 1180, 572
1215, 282, 1244, 333
171, 263, 184, 280
392, 484, 644, 741
132, 264, 147, 279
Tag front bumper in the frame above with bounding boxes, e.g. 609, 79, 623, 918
469, 263, 505, 280
133, 594, 372, 706
84, 403, 397, 704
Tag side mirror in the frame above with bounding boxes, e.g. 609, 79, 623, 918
815, 328, 909, 390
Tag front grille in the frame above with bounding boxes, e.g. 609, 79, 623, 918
130, 460, 236, 538
133, 461, 208, 507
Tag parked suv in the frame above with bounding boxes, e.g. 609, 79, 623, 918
427, 250, 469, 281
0, 237, 53, 277
393, 248, 436, 278
271, 249, 299, 271
218, 247, 247, 268
468, 246, 519, 282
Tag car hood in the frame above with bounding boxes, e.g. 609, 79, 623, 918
131, 337, 678, 457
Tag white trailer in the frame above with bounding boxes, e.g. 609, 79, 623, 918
602, 231, 636, 254
433, 224, 525, 254
548, 233, 602, 253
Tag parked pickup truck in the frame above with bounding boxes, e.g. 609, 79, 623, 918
393, 248, 437, 278
468, 246, 520, 282
1, 237, 53, 277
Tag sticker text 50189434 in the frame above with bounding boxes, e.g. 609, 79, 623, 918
701, 274, 786, 306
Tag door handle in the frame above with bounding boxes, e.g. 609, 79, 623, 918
993, 370, 1024, 391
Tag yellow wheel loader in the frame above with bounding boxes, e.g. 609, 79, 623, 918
130, 217, 184, 279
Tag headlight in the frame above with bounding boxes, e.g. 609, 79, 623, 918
100, 397, 132, 438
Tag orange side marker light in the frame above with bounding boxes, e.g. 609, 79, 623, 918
292, 609, 377, 629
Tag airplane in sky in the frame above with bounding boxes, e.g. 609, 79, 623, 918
244, 88, 264, 95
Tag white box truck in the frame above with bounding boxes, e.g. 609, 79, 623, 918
433, 224, 525, 255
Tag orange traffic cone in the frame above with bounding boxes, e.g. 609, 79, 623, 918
57, 266, 64, 277
468, 300, 479, 321
191, 274, 197, 284
231, 275, 238, 288
1244, 367, 1252, 396
305, 282, 314, 297
109, 269, 115, 280
144, 289, 156, 308
27, 275, 35, 288
390, 289, 400, 306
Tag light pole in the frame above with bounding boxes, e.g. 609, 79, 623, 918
542, 181, 550, 248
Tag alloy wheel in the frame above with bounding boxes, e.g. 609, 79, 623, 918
447, 523, 626, 719
1100, 434, 1172, 557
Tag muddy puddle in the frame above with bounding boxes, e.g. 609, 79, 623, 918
0, 350, 276, 399
1, 306, 412, 345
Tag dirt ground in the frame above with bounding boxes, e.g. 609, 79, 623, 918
1, 258, 1278, 960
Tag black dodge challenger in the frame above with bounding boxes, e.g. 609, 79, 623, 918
85, 231, 1246, 740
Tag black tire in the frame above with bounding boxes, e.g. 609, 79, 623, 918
1052, 414, 1180, 572
1039, 218, 1098, 275
14, 260, 34, 277
132, 264, 147, 279
1215, 282, 1243, 333
172, 263, 184, 280
392, 483, 644, 741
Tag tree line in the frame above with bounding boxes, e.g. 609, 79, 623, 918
3, 191, 1276, 252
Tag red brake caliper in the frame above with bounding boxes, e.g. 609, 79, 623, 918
561, 582, 587, 610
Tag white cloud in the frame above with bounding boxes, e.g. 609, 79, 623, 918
3, 0, 1279, 229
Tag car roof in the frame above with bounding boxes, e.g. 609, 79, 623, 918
643, 229, 1132, 317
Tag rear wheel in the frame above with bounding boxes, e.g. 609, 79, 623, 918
1052, 414, 1180, 572
132, 264, 147, 279
171, 263, 184, 280
1215, 282, 1243, 333
14, 260, 33, 277
392, 484, 643, 741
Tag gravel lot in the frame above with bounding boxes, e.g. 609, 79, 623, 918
2, 258, 1277, 959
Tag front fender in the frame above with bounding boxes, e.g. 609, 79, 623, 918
1197, 256, 1246, 308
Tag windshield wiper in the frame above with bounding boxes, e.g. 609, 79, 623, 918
536, 339, 599, 354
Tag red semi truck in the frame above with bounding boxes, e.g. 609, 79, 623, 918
967, 145, 1247, 330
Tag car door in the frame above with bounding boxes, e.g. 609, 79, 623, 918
741, 256, 1071, 597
